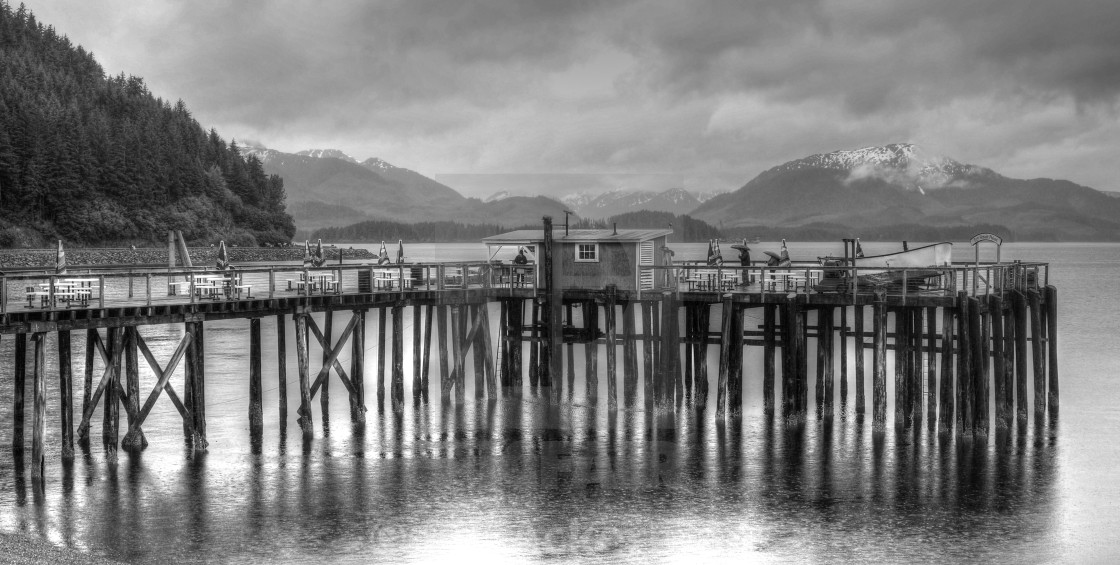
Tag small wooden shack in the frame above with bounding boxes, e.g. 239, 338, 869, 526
483, 227, 673, 291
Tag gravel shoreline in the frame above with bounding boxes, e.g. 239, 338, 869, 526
0, 247, 375, 269
0, 532, 122, 564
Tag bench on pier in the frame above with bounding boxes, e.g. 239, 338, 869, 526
373, 269, 412, 291
167, 281, 190, 295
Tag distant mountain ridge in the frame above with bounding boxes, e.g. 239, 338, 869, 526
242, 144, 571, 233
692, 143, 1120, 240
559, 187, 726, 219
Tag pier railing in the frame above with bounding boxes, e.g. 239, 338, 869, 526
0, 261, 538, 315
639, 261, 1049, 300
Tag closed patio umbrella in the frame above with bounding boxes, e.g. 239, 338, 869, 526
313, 238, 326, 267
396, 239, 404, 264
55, 239, 66, 275
216, 240, 229, 270
376, 241, 391, 265
303, 240, 313, 268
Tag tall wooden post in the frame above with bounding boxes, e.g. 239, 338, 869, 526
605, 286, 618, 409
121, 327, 146, 452
716, 295, 733, 417
781, 302, 795, 421
938, 306, 955, 433
294, 314, 313, 436
822, 307, 835, 419
695, 303, 710, 405
585, 300, 599, 403
566, 303, 577, 400
478, 303, 497, 398
641, 301, 654, 406
794, 297, 808, 420
450, 305, 465, 404
970, 296, 987, 436
249, 318, 263, 438
544, 216, 563, 391
854, 305, 866, 415
378, 307, 388, 406
623, 301, 639, 406
991, 296, 1010, 429
839, 306, 848, 414
509, 301, 523, 392
31, 333, 46, 480
58, 330, 74, 460
1045, 286, 1059, 415
320, 311, 332, 419
1029, 289, 1046, 422
392, 305, 405, 408
351, 309, 367, 421
413, 305, 424, 403
12, 333, 26, 453
104, 327, 123, 461
422, 304, 434, 401
276, 314, 288, 426
1012, 290, 1028, 423
872, 298, 887, 430
529, 298, 540, 388
925, 306, 937, 428
728, 302, 745, 416
80, 329, 95, 446
763, 303, 776, 416
957, 293, 973, 434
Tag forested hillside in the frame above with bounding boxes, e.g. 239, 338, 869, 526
311, 220, 513, 243
0, 2, 295, 246
575, 211, 723, 242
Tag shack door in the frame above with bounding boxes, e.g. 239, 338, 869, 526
639, 241, 654, 290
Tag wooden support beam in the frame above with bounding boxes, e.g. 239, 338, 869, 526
938, 306, 955, 433
321, 310, 333, 421
58, 330, 74, 460
529, 298, 540, 388
378, 307, 388, 406
80, 329, 95, 447
585, 300, 599, 404
276, 314, 287, 426
840, 306, 848, 415
621, 301, 636, 406
103, 327, 123, 462
925, 306, 937, 429
728, 301, 745, 416
855, 305, 865, 415
894, 309, 908, 428
478, 303, 496, 399
794, 297, 808, 420
295, 314, 313, 436
472, 305, 485, 400
716, 295, 733, 418
186, 321, 206, 447
438, 305, 451, 400
125, 332, 193, 446
763, 303, 776, 416
1012, 290, 1028, 423
991, 296, 1010, 430
422, 304, 433, 401
123, 327, 144, 449
911, 307, 923, 425
605, 288, 618, 409
642, 301, 654, 407
872, 298, 887, 430
351, 309, 367, 421
450, 305, 465, 404
1029, 289, 1046, 422
31, 333, 46, 480
1046, 286, 1059, 416
414, 305, 424, 403
509, 301, 523, 392
566, 303, 576, 401
249, 318, 263, 439
971, 296, 988, 436
307, 313, 359, 398
13, 333, 26, 453
695, 303, 709, 406
823, 308, 835, 419
684, 304, 695, 402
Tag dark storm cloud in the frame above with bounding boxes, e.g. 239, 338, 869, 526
22, 0, 1120, 194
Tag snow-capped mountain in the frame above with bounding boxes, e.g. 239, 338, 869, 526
690, 143, 1120, 239
484, 191, 511, 203
297, 149, 359, 163
766, 143, 995, 192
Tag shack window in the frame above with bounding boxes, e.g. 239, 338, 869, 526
575, 243, 599, 262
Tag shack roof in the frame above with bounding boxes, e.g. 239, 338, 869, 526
483, 228, 673, 245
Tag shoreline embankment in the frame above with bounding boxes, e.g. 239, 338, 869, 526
0, 247, 375, 270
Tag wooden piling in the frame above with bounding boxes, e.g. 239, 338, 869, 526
585, 300, 599, 403
872, 298, 887, 430
970, 296, 987, 436
957, 294, 973, 434
472, 305, 485, 399
566, 303, 576, 400
991, 295, 1010, 429
695, 303, 710, 405
684, 304, 694, 401
478, 303, 497, 398
763, 303, 776, 416
450, 305, 465, 404
509, 300, 523, 392
123, 327, 145, 451
529, 298, 540, 388
58, 330, 74, 460
31, 333, 46, 480
249, 318, 263, 437
1012, 290, 1028, 423
276, 314, 287, 425
840, 306, 848, 414
1029, 289, 1045, 421
13, 332, 26, 453
605, 289, 618, 409
414, 305, 424, 403
80, 329, 95, 446
321, 310, 332, 419
854, 305, 865, 415
295, 314, 313, 436
925, 306, 937, 428
911, 307, 923, 424
894, 309, 908, 428
716, 295, 733, 417
392, 305, 405, 407
104, 327, 123, 460
728, 302, 745, 416
1046, 286, 1059, 415
938, 306, 954, 432
781, 302, 795, 420
351, 309, 366, 421
623, 301, 639, 406
378, 307, 388, 405
794, 297, 808, 418
422, 304, 434, 401
822, 308, 834, 418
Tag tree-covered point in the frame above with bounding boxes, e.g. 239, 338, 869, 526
0, 2, 295, 247
574, 210, 724, 242
311, 220, 512, 243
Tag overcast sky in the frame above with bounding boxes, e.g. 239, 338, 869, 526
24, 0, 1120, 197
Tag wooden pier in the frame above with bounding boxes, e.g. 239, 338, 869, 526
2, 224, 1058, 481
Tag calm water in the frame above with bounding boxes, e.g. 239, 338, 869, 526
0, 241, 1118, 563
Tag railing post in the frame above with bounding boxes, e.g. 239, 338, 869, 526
269, 269, 275, 299
98, 275, 105, 309
1, 275, 6, 315
48, 275, 55, 310
146, 273, 152, 306
128, 270, 133, 298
